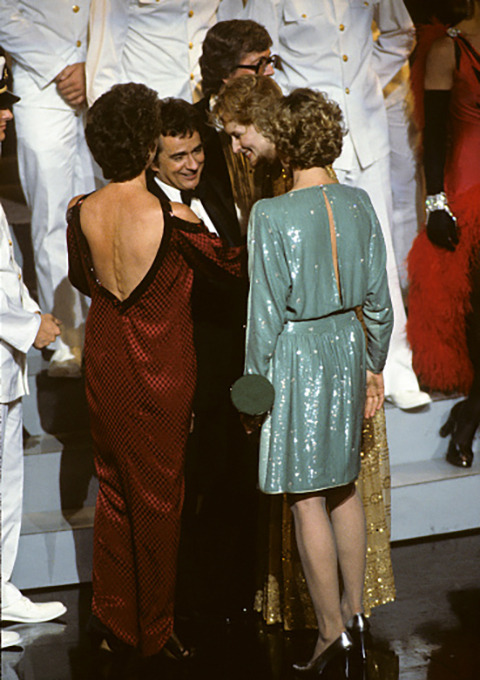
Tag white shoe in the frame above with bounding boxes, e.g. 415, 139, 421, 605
47, 345, 82, 378
1, 596, 67, 623
1, 630, 22, 649
386, 390, 432, 410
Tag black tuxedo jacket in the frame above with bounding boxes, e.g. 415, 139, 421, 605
146, 169, 247, 413
194, 97, 243, 245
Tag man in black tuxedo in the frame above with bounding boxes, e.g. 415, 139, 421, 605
147, 98, 254, 620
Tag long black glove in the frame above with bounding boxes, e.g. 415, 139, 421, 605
423, 89, 458, 251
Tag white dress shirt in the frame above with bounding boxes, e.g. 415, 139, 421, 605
155, 177, 219, 236
0, 206, 40, 404
242, 0, 415, 171
87, 0, 222, 105
0, 0, 90, 109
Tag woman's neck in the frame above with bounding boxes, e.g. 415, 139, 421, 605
291, 166, 336, 190
107, 169, 148, 192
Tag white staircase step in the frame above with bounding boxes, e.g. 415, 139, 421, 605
12, 507, 94, 589
23, 433, 97, 513
391, 458, 480, 541
386, 396, 480, 541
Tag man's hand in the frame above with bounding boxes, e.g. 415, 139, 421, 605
33, 314, 61, 349
364, 370, 384, 419
55, 62, 87, 108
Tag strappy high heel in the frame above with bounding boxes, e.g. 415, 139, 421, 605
346, 612, 370, 662
292, 631, 352, 678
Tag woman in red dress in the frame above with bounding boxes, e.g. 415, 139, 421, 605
66, 83, 244, 657
407, 0, 480, 467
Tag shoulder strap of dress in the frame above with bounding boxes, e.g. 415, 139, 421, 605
74, 192, 93, 209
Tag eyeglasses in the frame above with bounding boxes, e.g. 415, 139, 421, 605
235, 54, 280, 74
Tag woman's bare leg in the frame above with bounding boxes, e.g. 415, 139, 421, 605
328, 484, 367, 623
290, 492, 344, 659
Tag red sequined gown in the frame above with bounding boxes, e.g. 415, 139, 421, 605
408, 30, 480, 393
67, 196, 244, 656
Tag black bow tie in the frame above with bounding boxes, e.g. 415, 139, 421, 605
180, 183, 206, 207
180, 189, 194, 206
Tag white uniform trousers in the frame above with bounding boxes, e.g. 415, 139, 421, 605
335, 154, 421, 396
0, 399, 24, 609
386, 81, 423, 296
14, 105, 95, 351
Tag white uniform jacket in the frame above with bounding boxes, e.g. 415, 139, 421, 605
0, 0, 90, 109
0, 206, 40, 404
86, 0, 222, 104
242, 0, 415, 171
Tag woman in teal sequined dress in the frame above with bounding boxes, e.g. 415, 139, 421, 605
244, 89, 393, 674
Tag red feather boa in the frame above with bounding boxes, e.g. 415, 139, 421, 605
407, 184, 480, 393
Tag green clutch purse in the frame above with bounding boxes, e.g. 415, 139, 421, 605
230, 374, 275, 416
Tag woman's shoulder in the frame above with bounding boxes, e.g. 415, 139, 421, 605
334, 184, 372, 206
170, 201, 202, 226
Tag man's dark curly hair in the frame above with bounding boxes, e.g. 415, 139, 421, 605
85, 83, 161, 182
158, 97, 204, 141
200, 20, 272, 99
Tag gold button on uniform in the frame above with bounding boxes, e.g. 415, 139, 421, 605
72, 5, 79, 12
188, 9, 194, 17
343, 54, 348, 62
189, 41, 193, 49
18, 273, 22, 280
339, 24, 345, 31
76, 40, 82, 47
190, 73, 194, 80
8, 239, 12, 246
345, 87, 350, 94
301, 13, 306, 18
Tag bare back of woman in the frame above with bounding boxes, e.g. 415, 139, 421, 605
68, 179, 165, 301
68, 178, 197, 302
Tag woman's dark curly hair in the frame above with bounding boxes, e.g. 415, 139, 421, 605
85, 83, 161, 182
200, 20, 272, 99
273, 89, 346, 170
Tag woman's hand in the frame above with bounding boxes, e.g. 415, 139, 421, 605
239, 412, 266, 435
364, 370, 384, 419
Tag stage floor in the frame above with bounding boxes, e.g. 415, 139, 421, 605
2, 529, 480, 680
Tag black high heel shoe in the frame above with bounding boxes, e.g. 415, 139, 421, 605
446, 439, 474, 468
440, 401, 474, 468
292, 631, 352, 678
346, 613, 370, 662
162, 631, 195, 661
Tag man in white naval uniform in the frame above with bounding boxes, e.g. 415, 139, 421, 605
0, 66, 66, 650
87, 0, 237, 105
234, 0, 431, 410
0, 1, 96, 378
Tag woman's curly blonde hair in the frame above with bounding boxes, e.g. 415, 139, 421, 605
212, 74, 282, 142
272, 88, 346, 169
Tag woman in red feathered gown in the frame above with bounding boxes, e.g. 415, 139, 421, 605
66, 83, 244, 656
407, 1, 480, 467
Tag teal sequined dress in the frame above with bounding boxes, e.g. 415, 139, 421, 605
245, 184, 393, 494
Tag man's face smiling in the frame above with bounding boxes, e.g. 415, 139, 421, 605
153, 130, 204, 191
224, 120, 276, 167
